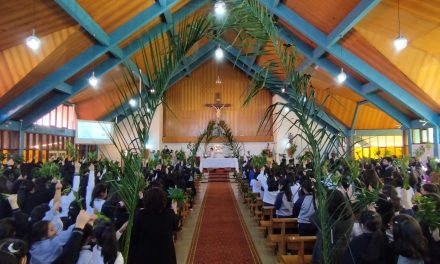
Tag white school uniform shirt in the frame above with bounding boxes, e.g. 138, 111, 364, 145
260, 175, 279, 205
250, 179, 261, 194
49, 191, 75, 218
290, 183, 301, 204
256, 172, 266, 198
85, 170, 96, 214
92, 246, 124, 264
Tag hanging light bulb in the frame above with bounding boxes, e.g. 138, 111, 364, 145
88, 72, 99, 88
393, 35, 408, 51
394, 0, 407, 52
26, 29, 41, 51
215, 75, 222, 84
129, 98, 137, 107
336, 68, 347, 84
214, 1, 227, 17
214, 46, 224, 60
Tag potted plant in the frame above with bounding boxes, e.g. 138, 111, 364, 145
286, 142, 297, 158
176, 149, 186, 162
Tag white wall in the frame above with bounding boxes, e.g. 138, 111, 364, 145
411, 144, 436, 163
98, 104, 164, 161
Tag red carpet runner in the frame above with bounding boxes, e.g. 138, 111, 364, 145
187, 175, 261, 264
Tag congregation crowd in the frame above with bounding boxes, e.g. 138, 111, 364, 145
242, 154, 440, 264
0, 149, 199, 264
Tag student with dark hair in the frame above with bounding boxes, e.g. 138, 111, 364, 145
274, 179, 293, 218
92, 222, 123, 264
292, 179, 316, 235
391, 214, 428, 264
343, 210, 388, 264
312, 189, 354, 264
421, 183, 438, 195
261, 169, 279, 206
0, 238, 28, 264
90, 183, 108, 213
129, 187, 179, 264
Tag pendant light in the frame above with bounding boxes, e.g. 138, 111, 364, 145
336, 68, 347, 84
393, 0, 407, 51
214, 1, 227, 17
88, 71, 99, 88
26, 0, 41, 51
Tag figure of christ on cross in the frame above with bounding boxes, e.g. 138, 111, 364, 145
205, 92, 231, 122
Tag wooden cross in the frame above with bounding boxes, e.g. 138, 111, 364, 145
205, 93, 231, 122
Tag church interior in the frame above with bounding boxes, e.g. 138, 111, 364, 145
1, 0, 440, 263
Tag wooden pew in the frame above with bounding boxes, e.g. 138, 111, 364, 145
280, 236, 316, 264
252, 197, 263, 218
266, 218, 298, 255
258, 206, 274, 235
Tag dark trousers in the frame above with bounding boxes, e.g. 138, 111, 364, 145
299, 223, 317, 236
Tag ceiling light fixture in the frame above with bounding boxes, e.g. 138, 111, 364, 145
215, 75, 222, 84
88, 72, 99, 88
129, 98, 137, 107
336, 68, 347, 84
26, 29, 41, 51
281, 87, 286, 93
214, 46, 224, 60
26, 1, 41, 51
393, 0, 407, 51
150, 88, 156, 93
214, 1, 227, 17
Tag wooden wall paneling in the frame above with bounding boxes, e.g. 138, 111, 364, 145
163, 60, 273, 142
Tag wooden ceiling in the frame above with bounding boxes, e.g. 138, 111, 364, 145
0, 0, 439, 131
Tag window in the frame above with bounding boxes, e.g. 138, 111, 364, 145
354, 134, 404, 160
413, 129, 421, 144
35, 104, 76, 129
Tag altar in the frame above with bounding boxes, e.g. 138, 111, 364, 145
200, 157, 239, 171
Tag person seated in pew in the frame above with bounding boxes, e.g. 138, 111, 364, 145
343, 210, 388, 264
274, 179, 294, 218
260, 168, 279, 206
292, 178, 317, 236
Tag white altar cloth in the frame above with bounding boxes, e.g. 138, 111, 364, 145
200, 158, 239, 171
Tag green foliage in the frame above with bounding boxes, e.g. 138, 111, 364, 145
66, 141, 77, 160
414, 145, 427, 159
250, 155, 266, 169
395, 156, 411, 189
147, 158, 160, 171
343, 158, 361, 182
415, 195, 440, 229
352, 185, 380, 214
87, 151, 98, 163
286, 142, 297, 157
218, 120, 242, 158
38, 162, 61, 180
176, 149, 186, 162
109, 154, 147, 260
0, 153, 5, 163
167, 187, 186, 202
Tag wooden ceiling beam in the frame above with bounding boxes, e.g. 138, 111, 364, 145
0, 0, 184, 125
260, 0, 439, 127
17, 0, 209, 128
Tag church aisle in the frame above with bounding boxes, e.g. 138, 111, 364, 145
187, 179, 261, 264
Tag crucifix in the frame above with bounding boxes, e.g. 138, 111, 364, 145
205, 93, 231, 122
